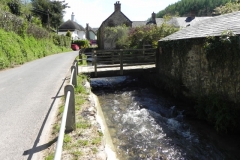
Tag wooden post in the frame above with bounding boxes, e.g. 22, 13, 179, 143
64, 85, 76, 132
120, 51, 123, 75
111, 52, 114, 64
94, 54, 97, 77
92, 51, 94, 66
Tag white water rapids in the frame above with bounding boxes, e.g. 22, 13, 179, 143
91, 76, 238, 160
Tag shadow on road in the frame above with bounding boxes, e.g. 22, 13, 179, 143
23, 77, 68, 159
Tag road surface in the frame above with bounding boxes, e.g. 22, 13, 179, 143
0, 51, 78, 160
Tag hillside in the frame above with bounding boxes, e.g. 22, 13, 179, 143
0, 1, 71, 69
156, 0, 230, 17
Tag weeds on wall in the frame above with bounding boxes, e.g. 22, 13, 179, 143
197, 30, 240, 132
196, 94, 239, 133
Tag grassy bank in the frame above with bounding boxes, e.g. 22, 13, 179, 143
44, 74, 104, 160
0, 28, 71, 69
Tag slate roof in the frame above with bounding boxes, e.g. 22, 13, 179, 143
147, 17, 210, 28
155, 18, 164, 26
101, 10, 132, 27
132, 21, 147, 27
167, 17, 211, 28
86, 25, 98, 34
160, 11, 240, 41
92, 28, 98, 33
58, 20, 85, 31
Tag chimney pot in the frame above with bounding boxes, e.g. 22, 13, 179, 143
71, 12, 75, 21
114, 1, 121, 11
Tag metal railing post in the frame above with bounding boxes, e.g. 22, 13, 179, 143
71, 66, 77, 87
64, 85, 76, 132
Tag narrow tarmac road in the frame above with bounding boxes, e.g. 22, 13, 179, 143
0, 51, 78, 160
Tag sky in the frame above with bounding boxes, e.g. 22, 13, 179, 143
63, 0, 180, 28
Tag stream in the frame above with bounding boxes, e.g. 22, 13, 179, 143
90, 76, 240, 160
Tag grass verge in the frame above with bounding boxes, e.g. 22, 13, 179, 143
44, 73, 104, 160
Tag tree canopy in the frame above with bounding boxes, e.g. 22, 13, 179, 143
156, 0, 230, 17
213, 0, 240, 15
31, 0, 69, 29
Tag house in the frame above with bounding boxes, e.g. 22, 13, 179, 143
98, 1, 149, 49
147, 12, 211, 28
98, 1, 132, 49
156, 11, 240, 103
98, 1, 212, 49
58, 12, 85, 40
85, 23, 97, 40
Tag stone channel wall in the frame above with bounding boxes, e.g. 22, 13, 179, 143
156, 38, 240, 103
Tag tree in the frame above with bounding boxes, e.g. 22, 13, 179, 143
156, 0, 230, 17
66, 30, 71, 37
213, 0, 240, 15
31, 0, 69, 29
128, 16, 179, 49
104, 25, 130, 49
7, 0, 21, 16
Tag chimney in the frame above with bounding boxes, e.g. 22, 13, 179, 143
86, 23, 90, 40
152, 12, 156, 20
151, 12, 156, 24
71, 12, 75, 21
114, 1, 121, 11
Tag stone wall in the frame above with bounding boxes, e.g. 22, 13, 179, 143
157, 38, 240, 103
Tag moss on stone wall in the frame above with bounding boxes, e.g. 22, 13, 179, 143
156, 35, 240, 132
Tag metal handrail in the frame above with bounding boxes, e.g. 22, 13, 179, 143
54, 59, 78, 160
70, 68, 75, 85
54, 91, 71, 160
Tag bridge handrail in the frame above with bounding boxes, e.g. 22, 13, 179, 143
94, 48, 156, 53
92, 48, 156, 77
54, 60, 78, 160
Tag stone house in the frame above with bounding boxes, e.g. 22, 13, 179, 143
156, 11, 240, 103
98, 1, 132, 49
98, 1, 155, 49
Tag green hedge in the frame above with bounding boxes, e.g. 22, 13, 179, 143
53, 34, 71, 47
73, 39, 90, 48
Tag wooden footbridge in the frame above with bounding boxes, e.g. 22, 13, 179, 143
78, 48, 156, 77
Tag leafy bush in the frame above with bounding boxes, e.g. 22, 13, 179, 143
128, 17, 179, 49
66, 30, 71, 37
104, 25, 130, 49
53, 34, 71, 47
0, 9, 49, 39
7, 0, 21, 16
73, 39, 90, 48
195, 94, 239, 132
